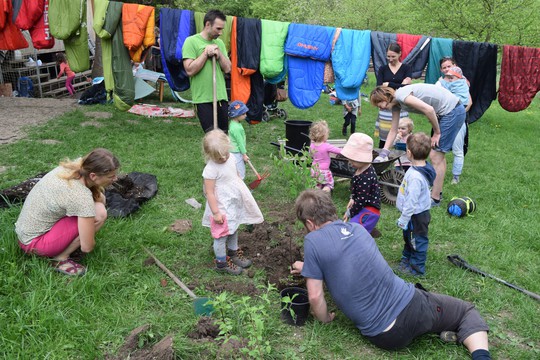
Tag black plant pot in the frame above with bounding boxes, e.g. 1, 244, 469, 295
280, 287, 310, 326
284, 120, 312, 153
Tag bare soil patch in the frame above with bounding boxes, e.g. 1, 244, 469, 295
0, 97, 78, 144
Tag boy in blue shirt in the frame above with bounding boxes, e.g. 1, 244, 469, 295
396, 132, 436, 276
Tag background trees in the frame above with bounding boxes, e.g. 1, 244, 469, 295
164, 0, 539, 47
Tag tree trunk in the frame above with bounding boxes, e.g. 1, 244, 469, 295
91, 36, 104, 78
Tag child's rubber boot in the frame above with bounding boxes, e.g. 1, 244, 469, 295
215, 258, 243, 275
227, 249, 252, 268
342, 125, 347, 137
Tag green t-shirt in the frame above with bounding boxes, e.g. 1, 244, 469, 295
229, 120, 247, 154
182, 34, 229, 104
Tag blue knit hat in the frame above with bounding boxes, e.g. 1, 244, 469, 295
228, 100, 249, 118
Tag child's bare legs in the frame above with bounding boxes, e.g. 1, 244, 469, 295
430, 149, 446, 201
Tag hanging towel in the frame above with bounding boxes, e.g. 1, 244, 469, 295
0, 0, 29, 50
260, 19, 290, 79
121, 3, 154, 63
14, 0, 43, 30
453, 41, 497, 123
400, 35, 431, 79
194, 12, 233, 53
498, 45, 540, 112
370, 31, 397, 76
425, 37, 453, 84
160, 8, 193, 92
332, 29, 371, 101
285, 23, 335, 109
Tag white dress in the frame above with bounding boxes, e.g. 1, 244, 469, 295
202, 156, 264, 234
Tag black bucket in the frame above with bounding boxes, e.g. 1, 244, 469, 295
280, 287, 310, 326
284, 120, 312, 152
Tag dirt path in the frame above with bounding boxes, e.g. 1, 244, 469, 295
0, 97, 79, 145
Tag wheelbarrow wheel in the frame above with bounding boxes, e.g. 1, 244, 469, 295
379, 169, 405, 206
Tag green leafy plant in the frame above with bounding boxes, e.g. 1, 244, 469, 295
271, 143, 317, 198
280, 292, 300, 320
208, 283, 278, 359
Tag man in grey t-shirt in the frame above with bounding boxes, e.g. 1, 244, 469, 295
291, 190, 491, 359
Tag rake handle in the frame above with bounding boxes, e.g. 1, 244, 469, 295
447, 255, 540, 302
246, 160, 261, 180
143, 246, 197, 299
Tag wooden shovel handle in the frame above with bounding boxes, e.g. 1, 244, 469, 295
142, 246, 197, 299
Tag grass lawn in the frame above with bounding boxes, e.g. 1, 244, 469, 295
1, 77, 539, 359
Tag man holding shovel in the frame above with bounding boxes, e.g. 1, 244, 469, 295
183, 9, 231, 133
291, 189, 492, 360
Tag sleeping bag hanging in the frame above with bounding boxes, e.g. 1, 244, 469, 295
49, 0, 89, 72
14, 0, 43, 30
30, 0, 55, 49
121, 3, 155, 63
0, 0, 29, 50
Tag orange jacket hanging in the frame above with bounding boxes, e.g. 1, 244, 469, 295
122, 3, 155, 63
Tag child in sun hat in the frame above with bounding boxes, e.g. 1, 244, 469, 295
341, 133, 381, 234
202, 130, 264, 275
228, 100, 250, 179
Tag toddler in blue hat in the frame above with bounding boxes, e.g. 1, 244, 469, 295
228, 101, 250, 179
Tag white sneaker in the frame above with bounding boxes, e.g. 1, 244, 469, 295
451, 176, 459, 185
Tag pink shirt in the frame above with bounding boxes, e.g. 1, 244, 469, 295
310, 142, 342, 170
58, 62, 75, 78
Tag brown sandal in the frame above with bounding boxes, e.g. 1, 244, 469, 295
53, 259, 86, 276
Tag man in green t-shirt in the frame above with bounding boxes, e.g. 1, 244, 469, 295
183, 9, 232, 133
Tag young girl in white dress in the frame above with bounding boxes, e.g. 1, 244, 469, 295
202, 130, 264, 275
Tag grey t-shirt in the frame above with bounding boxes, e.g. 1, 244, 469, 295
302, 221, 414, 336
394, 83, 459, 117
15, 166, 96, 244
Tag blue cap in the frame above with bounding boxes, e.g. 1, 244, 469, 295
228, 100, 249, 118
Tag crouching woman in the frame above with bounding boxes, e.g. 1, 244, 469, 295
15, 148, 120, 276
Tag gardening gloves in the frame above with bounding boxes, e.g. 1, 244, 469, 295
373, 148, 390, 163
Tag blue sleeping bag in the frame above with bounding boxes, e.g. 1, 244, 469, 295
160, 8, 194, 92
332, 29, 371, 101
285, 23, 335, 109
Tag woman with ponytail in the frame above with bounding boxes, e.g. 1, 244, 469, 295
15, 148, 120, 276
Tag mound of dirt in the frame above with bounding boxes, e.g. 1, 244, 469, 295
239, 206, 306, 291
107, 324, 174, 360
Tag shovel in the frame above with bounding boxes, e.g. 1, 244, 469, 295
143, 247, 213, 315
246, 160, 270, 190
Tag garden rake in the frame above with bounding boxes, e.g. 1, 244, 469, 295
247, 160, 270, 190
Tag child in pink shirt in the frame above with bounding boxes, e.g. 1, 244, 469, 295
309, 121, 342, 192
56, 53, 75, 96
